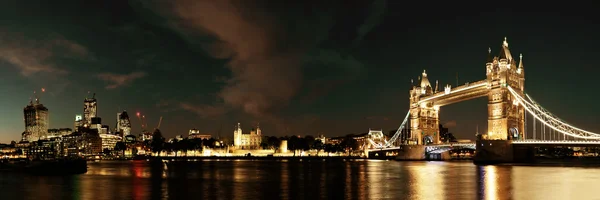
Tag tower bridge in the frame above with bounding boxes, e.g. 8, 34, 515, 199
367, 38, 600, 163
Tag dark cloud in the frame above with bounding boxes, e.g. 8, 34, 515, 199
443, 120, 457, 128
96, 71, 147, 89
0, 30, 89, 76
179, 102, 227, 118
352, 0, 388, 47
140, 0, 336, 118
137, 0, 387, 135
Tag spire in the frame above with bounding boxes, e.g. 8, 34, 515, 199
486, 47, 493, 63
498, 37, 513, 61
517, 53, 524, 74
420, 70, 431, 88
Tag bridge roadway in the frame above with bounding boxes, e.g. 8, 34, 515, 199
368, 140, 600, 154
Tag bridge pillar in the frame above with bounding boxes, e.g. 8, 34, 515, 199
474, 140, 514, 164
409, 71, 440, 145
484, 38, 525, 141
395, 145, 426, 160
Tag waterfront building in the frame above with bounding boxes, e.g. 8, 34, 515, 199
316, 135, 327, 144
22, 98, 49, 142
188, 129, 212, 140
62, 132, 83, 157
100, 133, 122, 150
233, 123, 262, 149
28, 138, 61, 160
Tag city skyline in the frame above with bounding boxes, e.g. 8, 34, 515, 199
2, 1, 600, 143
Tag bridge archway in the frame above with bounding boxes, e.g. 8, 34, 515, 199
407, 38, 525, 144
509, 127, 519, 140
423, 135, 433, 145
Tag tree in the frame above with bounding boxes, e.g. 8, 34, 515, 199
303, 135, 315, 152
151, 129, 165, 155
341, 135, 358, 155
312, 140, 324, 156
103, 148, 111, 156
288, 136, 299, 156
267, 136, 281, 150
114, 142, 127, 157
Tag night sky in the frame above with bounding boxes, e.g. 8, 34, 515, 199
1, 1, 599, 143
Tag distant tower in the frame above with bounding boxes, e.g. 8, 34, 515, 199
83, 93, 97, 127
255, 123, 261, 135
22, 97, 49, 142
116, 111, 132, 137
234, 123, 242, 147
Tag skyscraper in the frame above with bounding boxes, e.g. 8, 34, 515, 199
22, 98, 49, 142
83, 93, 97, 127
116, 111, 132, 137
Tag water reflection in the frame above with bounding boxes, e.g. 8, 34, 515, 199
477, 165, 512, 200
4, 160, 600, 199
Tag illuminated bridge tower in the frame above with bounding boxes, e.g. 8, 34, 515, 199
485, 38, 525, 141
409, 70, 440, 145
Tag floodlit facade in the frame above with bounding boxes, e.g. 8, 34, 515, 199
116, 111, 132, 137
82, 94, 97, 127
233, 123, 262, 149
407, 38, 525, 145
100, 133, 122, 150
22, 98, 49, 142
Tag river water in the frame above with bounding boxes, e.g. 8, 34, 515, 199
0, 159, 598, 200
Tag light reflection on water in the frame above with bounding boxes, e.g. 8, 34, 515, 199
1, 160, 599, 200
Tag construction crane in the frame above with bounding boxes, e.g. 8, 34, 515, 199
156, 116, 163, 130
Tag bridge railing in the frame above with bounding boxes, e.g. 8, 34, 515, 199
512, 140, 600, 144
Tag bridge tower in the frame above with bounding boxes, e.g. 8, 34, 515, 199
409, 70, 440, 145
485, 38, 526, 140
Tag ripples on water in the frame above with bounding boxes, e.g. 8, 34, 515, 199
0, 160, 599, 200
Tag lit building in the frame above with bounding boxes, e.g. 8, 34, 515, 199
90, 117, 102, 130
83, 130, 102, 155
82, 93, 97, 127
100, 133, 122, 150
116, 111, 132, 137
74, 115, 83, 131
62, 132, 83, 157
100, 125, 109, 135
140, 131, 152, 141
47, 128, 73, 139
28, 139, 61, 160
233, 123, 262, 149
22, 98, 49, 142
316, 134, 327, 144
188, 129, 212, 140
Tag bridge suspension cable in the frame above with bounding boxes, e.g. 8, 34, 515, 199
507, 86, 600, 140
368, 110, 411, 148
